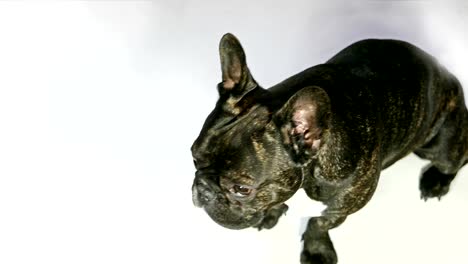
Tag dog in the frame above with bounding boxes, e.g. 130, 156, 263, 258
191, 33, 467, 264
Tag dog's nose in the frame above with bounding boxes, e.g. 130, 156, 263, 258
192, 178, 216, 207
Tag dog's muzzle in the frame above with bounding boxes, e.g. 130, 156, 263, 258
192, 176, 217, 207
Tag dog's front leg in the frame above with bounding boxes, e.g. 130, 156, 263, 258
301, 213, 345, 264
301, 154, 381, 264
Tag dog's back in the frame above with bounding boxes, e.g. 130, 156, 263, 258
270, 39, 467, 169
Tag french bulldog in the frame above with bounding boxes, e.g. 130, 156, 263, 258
191, 33, 468, 264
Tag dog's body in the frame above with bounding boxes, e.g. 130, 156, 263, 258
191, 34, 467, 263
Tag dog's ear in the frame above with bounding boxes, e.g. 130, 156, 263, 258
219, 33, 257, 96
274, 86, 331, 164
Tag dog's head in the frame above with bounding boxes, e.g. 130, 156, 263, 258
191, 33, 330, 229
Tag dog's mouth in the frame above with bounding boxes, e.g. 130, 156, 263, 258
192, 176, 221, 208
204, 202, 264, 230
193, 184, 264, 229
192, 186, 204, 208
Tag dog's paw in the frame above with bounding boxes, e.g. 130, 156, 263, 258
419, 166, 455, 201
300, 239, 337, 264
255, 204, 288, 231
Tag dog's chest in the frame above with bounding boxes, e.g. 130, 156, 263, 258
301, 166, 342, 203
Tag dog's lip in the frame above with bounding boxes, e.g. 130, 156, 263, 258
192, 187, 203, 208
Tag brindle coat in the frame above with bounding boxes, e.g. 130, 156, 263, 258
191, 33, 468, 264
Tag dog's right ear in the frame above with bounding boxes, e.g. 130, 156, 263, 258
218, 33, 257, 96
274, 86, 331, 164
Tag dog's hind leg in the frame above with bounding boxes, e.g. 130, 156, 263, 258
414, 97, 468, 201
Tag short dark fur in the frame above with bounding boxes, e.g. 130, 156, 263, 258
191, 33, 468, 263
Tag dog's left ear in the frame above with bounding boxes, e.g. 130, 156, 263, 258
219, 33, 257, 96
274, 86, 331, 164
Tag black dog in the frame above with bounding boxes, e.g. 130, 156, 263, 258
191, 33, 467, 263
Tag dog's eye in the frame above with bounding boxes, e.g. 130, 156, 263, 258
231, 185, 252, 197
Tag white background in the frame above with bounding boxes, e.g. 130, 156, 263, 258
0, 1, 467, 264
